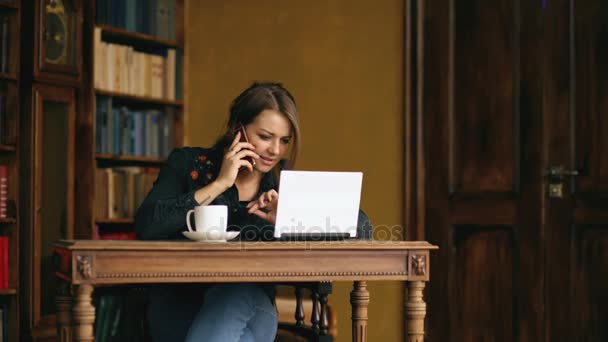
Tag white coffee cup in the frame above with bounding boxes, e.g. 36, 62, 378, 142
186, 205, 228, 240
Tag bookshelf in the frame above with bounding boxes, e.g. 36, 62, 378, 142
0, 1, 19, 341
75, 0, 185, 241
82, 5, 185, 338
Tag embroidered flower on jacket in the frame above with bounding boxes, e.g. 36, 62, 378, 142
198, 155, 207, 162
206, 172, 213, 180
190, 170, 199, 180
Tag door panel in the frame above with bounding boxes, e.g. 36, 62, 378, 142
449, 227, 514, 341
575, 0, 608, 193
573, 227, 608, 341
452, 0, 516, 195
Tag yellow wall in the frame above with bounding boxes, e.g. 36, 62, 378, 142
185, 1, 404, 341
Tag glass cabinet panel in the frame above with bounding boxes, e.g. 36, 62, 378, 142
39, 101, 70, 316
31, 85, 74, 326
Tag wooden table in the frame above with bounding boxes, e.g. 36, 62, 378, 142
53, 240, 438, 342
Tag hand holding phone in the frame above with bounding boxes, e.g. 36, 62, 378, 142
215, 125, 259, 189
234, 124, 256, 167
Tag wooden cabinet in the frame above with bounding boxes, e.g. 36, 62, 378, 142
19, 0, 185, 339
20, 0, 82, 340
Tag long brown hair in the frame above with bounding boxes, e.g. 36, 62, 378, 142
214, 82, 301, 170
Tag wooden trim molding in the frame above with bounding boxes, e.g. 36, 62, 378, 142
95, 270, 411, 279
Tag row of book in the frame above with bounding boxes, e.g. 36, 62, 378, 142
0, 237, 8, 289
94, 28, 182, 100
95, 96, 175, 158
95, 167, 159, 220
0, 15, 9, 74
0, 87, 17, 146
96, 0, 176, 41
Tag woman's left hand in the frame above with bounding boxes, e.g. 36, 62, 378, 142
247, 190, 279, 224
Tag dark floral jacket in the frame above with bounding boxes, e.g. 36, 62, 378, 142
135, 146, 372, 241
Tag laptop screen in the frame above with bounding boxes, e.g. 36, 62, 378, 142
274, 171, 363, 238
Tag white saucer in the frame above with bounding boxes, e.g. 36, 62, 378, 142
182, 231, 239, 242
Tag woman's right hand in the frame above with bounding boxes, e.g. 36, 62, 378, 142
214, 132, 259, 190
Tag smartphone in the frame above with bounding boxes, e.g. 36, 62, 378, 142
234, 124, 256, 166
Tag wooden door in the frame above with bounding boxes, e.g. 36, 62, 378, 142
412, 0, 608, 341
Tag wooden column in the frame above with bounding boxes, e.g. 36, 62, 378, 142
56, 282, 73, 342
72, 284, 95, 342
405, 281, 426, 342
350, 280, 369, 342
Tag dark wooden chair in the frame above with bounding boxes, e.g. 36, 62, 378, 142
275, 283, 335, 342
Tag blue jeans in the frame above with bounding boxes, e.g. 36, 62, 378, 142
147, 283, 277, 342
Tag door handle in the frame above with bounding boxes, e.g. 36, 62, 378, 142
547, 166, 579, 181
546, 166, 579, 198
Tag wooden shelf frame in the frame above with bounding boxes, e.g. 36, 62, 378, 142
0, 74, 17, 81
0, 288, 17, 295
95, 89, 183, 107
0, 145, 16, 152
0, 2, 18, 10
95, 154, 165, 165
95, 218, 135, 225
97, 24, 181, 49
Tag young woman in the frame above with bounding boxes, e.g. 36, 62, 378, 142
135, 82, 372, 341
135, 82, 300, 341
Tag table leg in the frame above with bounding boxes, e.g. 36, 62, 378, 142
72, 284, 95, 342
350, 280, 369, 342
56, 282, 72, 342
405, 281, 426, 342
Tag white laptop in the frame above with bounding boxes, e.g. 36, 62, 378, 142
274, 171, 363, 240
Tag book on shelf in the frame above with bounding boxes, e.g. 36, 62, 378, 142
0, 14, 8, 74
95, 95, 175, 158
100, 231, 137, 240
0, 82, 15, 146
0, 236, 8, 289
0, 166, 7, 219
96, 0, 176, 40
94, 27, 181, 100
95, 167, 159, 220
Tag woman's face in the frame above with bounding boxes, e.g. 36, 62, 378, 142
245, 109, 292, 173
